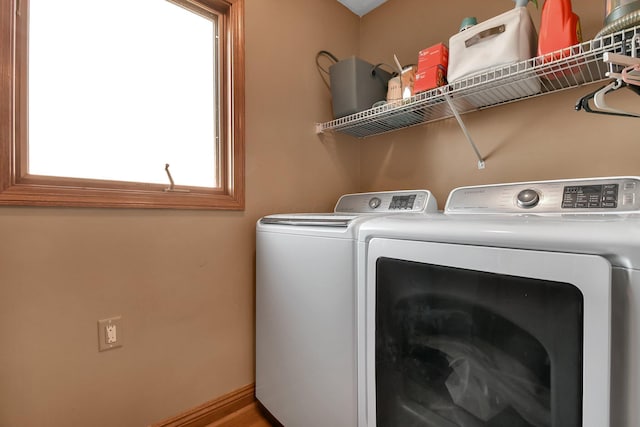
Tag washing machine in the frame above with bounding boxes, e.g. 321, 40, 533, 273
256, 189, 438, 427
357, 176, 640, 427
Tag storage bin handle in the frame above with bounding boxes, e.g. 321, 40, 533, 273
465, 24, 506, 48
370, 63, 396, 77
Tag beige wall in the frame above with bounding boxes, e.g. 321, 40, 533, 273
3, 1, 637, 426
358, 0, 640, 208
0, 1, 359, 426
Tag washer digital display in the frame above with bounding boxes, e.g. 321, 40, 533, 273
562, 184, 618, 208
389, 194, 416, 210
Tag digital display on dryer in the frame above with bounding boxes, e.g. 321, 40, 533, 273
562, 184, 618, 208
389, 194, 416, 210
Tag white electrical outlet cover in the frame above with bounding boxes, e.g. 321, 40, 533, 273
97, 316, 123, 352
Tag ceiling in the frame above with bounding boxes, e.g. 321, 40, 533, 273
337, 0, 388, 17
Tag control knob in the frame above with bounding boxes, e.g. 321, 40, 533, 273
368, 197, 381, 209
516, 189, 540, 208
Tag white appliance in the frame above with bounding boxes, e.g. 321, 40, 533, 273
357, 176, 640, 427
256, 190, 438, 427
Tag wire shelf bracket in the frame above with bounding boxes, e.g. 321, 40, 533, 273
441, 89, 485, 169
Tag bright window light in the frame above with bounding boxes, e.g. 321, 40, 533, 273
28, 0, 218, 188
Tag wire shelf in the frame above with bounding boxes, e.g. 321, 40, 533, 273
317, 24, 640, 138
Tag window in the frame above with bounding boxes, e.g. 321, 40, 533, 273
0, 0, 245, 209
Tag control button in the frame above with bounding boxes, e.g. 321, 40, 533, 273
516, 189, 540, 208
369, 197, 382, 209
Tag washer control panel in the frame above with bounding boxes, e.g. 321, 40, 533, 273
335, 189, 438, 213
446, 177, 640, 214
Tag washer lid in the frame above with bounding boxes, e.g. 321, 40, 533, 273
259, 214, 358, 228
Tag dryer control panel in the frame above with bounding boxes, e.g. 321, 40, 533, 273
445, 176, 640, 214
335, 189, 438, 214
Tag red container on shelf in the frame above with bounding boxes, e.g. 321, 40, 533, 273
537, 0, 582, 63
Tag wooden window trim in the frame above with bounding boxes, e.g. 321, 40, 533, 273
0, 0, 245, 210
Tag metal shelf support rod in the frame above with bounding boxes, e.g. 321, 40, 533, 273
441, 90, 486, 169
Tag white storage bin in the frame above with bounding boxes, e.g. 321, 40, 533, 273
448, 7, 538, 83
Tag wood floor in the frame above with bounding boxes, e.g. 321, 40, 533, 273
206, 402, 277, 427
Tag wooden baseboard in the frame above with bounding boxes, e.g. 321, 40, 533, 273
151, 383, 256, 427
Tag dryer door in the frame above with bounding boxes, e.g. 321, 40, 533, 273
363, 239, 611, 427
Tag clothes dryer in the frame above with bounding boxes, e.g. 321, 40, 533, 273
256, 190, 438, 427
357, 176, 640, 427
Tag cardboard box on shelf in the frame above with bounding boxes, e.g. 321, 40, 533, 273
414, 43, 449, 93
418, 43, 449, 72
400, 65, 418, 99
414, 64, 447, 94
